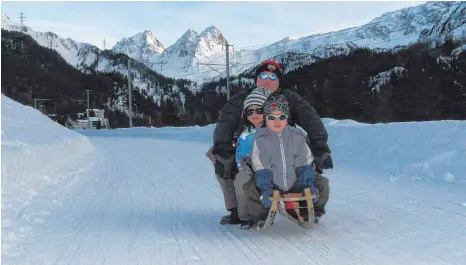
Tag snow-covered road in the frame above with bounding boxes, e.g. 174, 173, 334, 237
3, 128, 465, 265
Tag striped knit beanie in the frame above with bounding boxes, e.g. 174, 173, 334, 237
263, 94, 290, 117
243, 87, 271, 110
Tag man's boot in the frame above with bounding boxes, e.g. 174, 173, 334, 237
220, 207, 241, 225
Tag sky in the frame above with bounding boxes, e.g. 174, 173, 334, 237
1, 1, 426, 50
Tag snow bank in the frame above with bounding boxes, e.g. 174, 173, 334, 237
1, 95, 95, 193
326, 119, 466, 184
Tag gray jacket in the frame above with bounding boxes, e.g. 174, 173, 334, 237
251, 126, 314, 191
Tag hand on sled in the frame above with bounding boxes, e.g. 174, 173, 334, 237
260, 189, 273, 208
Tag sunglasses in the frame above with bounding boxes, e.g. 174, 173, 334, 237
259, 73, 278, 81
266, 114, 288, 121
245, 108, 264, 116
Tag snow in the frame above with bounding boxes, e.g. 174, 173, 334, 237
112, 30, 165, 62
2, 96, 466, 264
1, 95, 95, 189
368, 66, 406, 91
1, 95, 96, 257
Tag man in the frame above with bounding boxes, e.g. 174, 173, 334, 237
211, 59, 333, 224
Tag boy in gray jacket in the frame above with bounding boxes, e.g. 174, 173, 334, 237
244, 94, 329, 224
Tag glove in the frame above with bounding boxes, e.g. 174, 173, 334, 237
296, 165, 316, 187
322, 154, 333, 169
314, 152, 333, 170
260, 189, 273, 208
214, 155, 238, 179
240, 156, 254, 176
255, 169, 274, 208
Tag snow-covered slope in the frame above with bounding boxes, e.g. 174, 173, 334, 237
2, 111, 465, 264
1, 14, 182, 109
420, 3, 466, 42
1, 94, 95, 206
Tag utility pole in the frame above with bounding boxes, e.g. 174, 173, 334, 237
85, 89, 91, 128
19, 12, 26, 28
71, 90, 92, 129
197, 39, 234, 100
85, 89, 91, 111
128, 59, 133, 128
225, 41, 233, 100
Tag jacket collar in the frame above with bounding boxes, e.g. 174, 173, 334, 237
256, 125, 290, 137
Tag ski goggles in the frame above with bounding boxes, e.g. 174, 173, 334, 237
258, 73, 278, 81
266, 114, 288, 121
245, 107, 264, 116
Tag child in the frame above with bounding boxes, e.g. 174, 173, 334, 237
235, 87, 270, 172
244, 94, 320, 223
230, 87, 269, 225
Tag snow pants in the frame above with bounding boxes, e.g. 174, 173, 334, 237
243, 174, 330, 222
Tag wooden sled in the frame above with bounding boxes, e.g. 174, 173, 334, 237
256, 188, 317, 232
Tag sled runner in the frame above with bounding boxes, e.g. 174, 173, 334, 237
256, 188, 317, 232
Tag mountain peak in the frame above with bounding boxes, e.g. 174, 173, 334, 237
112, 30, 165, 63
200, 26, 220, 34
181, 29, 199, 39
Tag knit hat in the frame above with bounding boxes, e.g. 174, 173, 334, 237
255, 60, 282, 78
243, 87, 271, 110
263, 94, 290, 117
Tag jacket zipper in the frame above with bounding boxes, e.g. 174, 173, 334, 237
278, 132, 288, 190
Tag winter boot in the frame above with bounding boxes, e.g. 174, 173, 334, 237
220, 207, 241, 225
314, 206, 326, 223
240, 220, 255, 230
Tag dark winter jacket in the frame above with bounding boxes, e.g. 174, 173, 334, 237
212, 87, 331, 160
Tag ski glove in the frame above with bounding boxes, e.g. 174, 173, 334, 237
260, 189, 273, 208
214, 155, 238, 179
296, 165, 316, 186
314, 152, 333, 170
255, 169, 274, 208
296, 165, 319, 203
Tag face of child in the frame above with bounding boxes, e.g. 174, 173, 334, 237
245, 104, 264, 127
266, 110, 288, 133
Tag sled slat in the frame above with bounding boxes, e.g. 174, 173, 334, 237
304, 188, 315, 228
270, 196, 316, 202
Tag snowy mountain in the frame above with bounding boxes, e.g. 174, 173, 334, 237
2, 1, 465, 91
420, 3, 466, 41
2, 96, 466, 264
111, 1, 465, 83
112, 30, 165, 65
1, 14, 186, 111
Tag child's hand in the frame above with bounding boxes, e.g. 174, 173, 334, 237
260, 189, 273, 208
